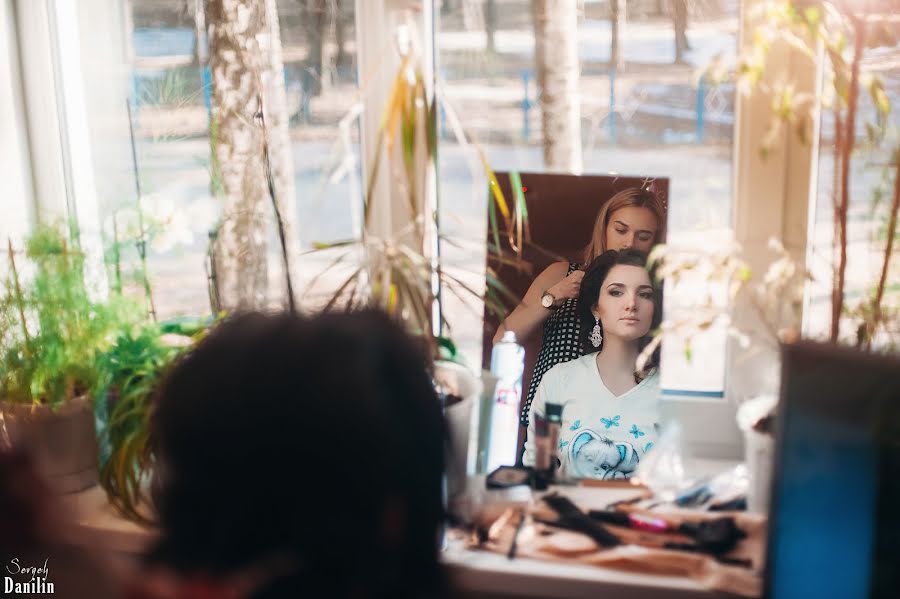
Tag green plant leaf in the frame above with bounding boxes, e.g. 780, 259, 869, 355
803, 6, 820, 27
868, 76, 891, 119
509, 170, 531, 248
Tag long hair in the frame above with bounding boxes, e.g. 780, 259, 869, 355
582, 188, 666, 264
576, 249, 662, 379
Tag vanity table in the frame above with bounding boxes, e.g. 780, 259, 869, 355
61, 459, 752, 598
444, 461, 753, 599
444, 547, 725, 599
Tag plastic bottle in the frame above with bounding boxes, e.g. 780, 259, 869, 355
485, 331, 525, 472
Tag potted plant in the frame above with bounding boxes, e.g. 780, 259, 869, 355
0, 226, 132, 493
646, 226, 894, 510
704, 0, 898, 347
732, 1, 899, 509
94, 317, 206, 522
645, 0, 899, 511
298, 25, 525, 505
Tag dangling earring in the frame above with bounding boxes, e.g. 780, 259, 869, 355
590, 317, 603, 348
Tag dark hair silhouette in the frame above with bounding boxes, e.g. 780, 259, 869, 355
0, 448, 119, 597
147, 310, 446, 598
576, 250, 662, 376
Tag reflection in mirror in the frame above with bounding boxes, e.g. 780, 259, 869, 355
482, 173, 668, 479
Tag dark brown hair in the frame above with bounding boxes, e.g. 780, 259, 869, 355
577, 249, 662, 378
148, 310, 446, 598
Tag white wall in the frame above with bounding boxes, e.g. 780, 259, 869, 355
0, 0, 36, 245
4, 0, 128, 295
73, 0, 132, 216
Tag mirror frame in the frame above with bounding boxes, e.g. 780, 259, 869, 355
481, 172, 670, 456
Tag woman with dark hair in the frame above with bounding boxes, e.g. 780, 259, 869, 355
522, 250, 662, 481
133, 310, 447, 599
491, 187, 665, 428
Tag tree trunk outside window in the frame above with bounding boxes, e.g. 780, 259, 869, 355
300, 0, 327, 97
334, 0, 350, 70
206, 0, 299, 311
673, 0, 690, 63
610, 0, 624, 71
262, 0, 302, 309
485, 0, 497, 55
531, 0, 583, 173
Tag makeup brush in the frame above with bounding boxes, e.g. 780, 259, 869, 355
541, 494, 621, 548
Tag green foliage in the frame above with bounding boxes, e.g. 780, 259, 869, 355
436, 335, 461, 364
96, 322, 194, 523
732, 1, 898, 345
0, 225, 140, 407
733, 1, 894, 160
0, 224, 205, 522
306, 50, 528, 359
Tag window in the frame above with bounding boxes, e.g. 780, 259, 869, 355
805, 45, 900, 347
435, 1, 740, 398
0, 0, 34, 245
14, 0, 845, 460
29, 0, 365, 318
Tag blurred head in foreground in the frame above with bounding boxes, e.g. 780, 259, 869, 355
148, 310, 446, 598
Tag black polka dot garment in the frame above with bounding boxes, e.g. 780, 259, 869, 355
520, 262, 584, 427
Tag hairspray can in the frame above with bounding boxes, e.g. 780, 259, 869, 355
485, 331, 525, 472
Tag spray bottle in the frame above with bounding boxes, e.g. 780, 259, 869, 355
485, 331, 525, 472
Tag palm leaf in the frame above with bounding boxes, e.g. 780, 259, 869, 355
301, 247, 357, 300
304, 239, 359, 253
485, 268, 521, 307
509, 170, 532, 246
323, 267, 365, 313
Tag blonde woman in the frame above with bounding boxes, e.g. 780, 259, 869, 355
492, 187, 665, 428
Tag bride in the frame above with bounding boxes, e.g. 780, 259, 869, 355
523, 249, 661, 480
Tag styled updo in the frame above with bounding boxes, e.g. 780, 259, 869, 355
576, 249, 662, 378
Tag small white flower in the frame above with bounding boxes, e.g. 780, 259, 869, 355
108, 206, 143, 239
150, 226, 193, 254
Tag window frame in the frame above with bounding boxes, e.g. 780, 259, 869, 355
10, 0, 114, 296
16, 0, 823, 459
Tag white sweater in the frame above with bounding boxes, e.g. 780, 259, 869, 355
522, 354, 660, 480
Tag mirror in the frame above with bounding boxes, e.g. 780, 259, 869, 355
481, 172, 669, 475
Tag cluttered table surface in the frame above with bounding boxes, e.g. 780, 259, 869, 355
63, 459, 760, 599
444, 459, 763, 599
444, 544, 718, 599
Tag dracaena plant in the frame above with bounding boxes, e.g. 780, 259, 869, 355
303, 22, 525, 357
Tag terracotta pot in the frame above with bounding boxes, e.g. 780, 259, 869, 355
0, 396, 98, 493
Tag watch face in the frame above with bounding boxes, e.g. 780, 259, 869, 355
541, 293, 553, 308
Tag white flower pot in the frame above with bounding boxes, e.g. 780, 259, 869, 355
434, 361, 482, 502
743, 428, 774, 514
737, 394, 777, 514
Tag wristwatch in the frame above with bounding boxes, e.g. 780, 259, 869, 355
541, 290, 557, 309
